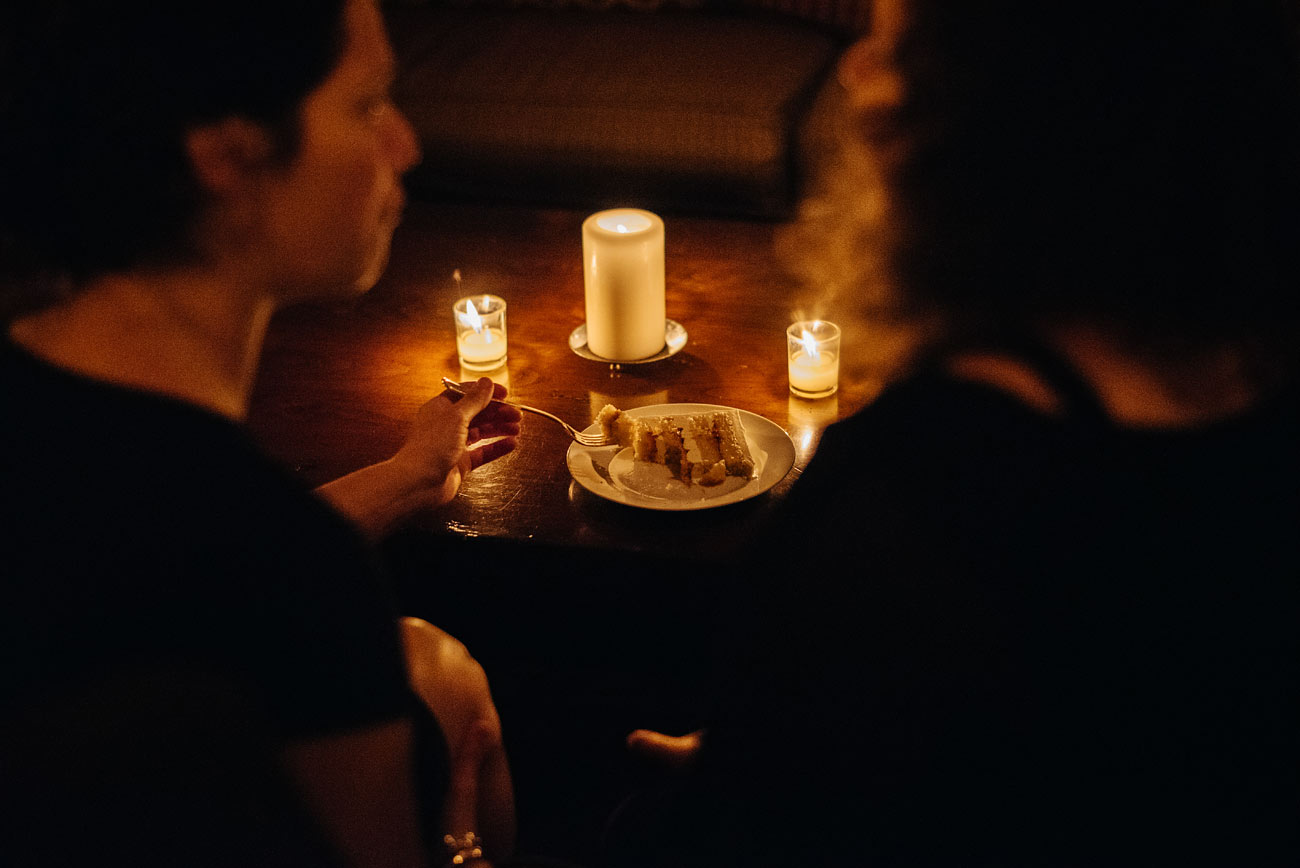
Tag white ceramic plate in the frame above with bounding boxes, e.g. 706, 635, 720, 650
566, 403, 796, 511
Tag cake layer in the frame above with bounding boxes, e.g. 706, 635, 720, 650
596, 404, 755, 486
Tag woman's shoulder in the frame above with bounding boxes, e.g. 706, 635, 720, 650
823, 330, 1298, 457
797, 354, 1297, 562
815, 366, 1066, 469
2, 336, 366, 575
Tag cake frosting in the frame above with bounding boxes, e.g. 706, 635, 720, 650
596, 404, 755, 486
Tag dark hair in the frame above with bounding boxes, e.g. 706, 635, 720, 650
791, 0, 1300, 369
0, 1, 347, 285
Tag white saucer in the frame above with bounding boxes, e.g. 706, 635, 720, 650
569, 319, 687, 365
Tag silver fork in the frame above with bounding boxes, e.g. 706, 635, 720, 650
440, 378, 614, 447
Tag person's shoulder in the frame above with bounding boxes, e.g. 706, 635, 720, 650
1, 339, 366, 574
2, 337, 246, 463
772, 368, 1085, 565
817, 370, 1062, 472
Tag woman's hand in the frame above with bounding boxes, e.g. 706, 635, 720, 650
315, 378, 522, 539
391, 378, 522, 508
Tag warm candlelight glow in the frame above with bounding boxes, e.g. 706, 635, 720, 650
798, 328, 821, 362
453, 294, 507, 371
583, 208, 666, 361
596, 212, 653, 235
458, 297, 485, 334
787, 320, 840, 399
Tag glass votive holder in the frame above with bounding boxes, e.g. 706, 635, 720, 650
453, 295, 507, 371
787, 320, 840, 399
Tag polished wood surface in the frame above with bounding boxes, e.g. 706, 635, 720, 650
247, 201, 879, 563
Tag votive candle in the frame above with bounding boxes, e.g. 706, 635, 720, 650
787, 320, 840, 398
453, 295, 507, 371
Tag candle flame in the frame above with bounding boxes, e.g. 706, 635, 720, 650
459, 297, 485, 334
615, 223, 629, 233
798, 327, 821, 362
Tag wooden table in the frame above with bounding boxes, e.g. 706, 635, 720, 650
249, 199, 889, 861
248, 200, 882, 565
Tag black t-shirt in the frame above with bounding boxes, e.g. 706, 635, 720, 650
0, 340, 412, 736
689, 361, 1298, 865
0, 340, 457, 865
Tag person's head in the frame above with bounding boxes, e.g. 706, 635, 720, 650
790, 0, 1300, 374
0, 0, 419, 309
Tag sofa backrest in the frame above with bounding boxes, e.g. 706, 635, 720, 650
729, 0, 870, 37
386, 0, 870, 38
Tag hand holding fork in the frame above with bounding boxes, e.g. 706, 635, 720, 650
441, 377, 614, 446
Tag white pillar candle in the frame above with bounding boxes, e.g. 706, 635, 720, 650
453, 295, 507, 371
582, 208, 666, 361
787, 320, 840, 398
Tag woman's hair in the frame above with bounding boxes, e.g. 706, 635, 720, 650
787, 0, 1300, 372
0, 1, 347, 289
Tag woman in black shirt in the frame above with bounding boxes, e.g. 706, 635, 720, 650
1, 2, 521, 866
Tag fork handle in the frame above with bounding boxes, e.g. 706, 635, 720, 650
441, 376, 522, 409
442, 376, 498, 400
441, 378, 576, 434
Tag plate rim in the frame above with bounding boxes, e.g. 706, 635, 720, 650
569, 319, 687, 365
565, 402, 796, 511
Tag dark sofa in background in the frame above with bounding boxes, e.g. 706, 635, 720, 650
384, 0, 868, 219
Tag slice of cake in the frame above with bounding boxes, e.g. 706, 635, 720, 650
596, 405, 755, 486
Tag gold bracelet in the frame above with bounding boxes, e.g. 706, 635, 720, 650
442, 831, 485, 866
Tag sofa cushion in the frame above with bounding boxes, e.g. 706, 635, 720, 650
386, 4, 845, 218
